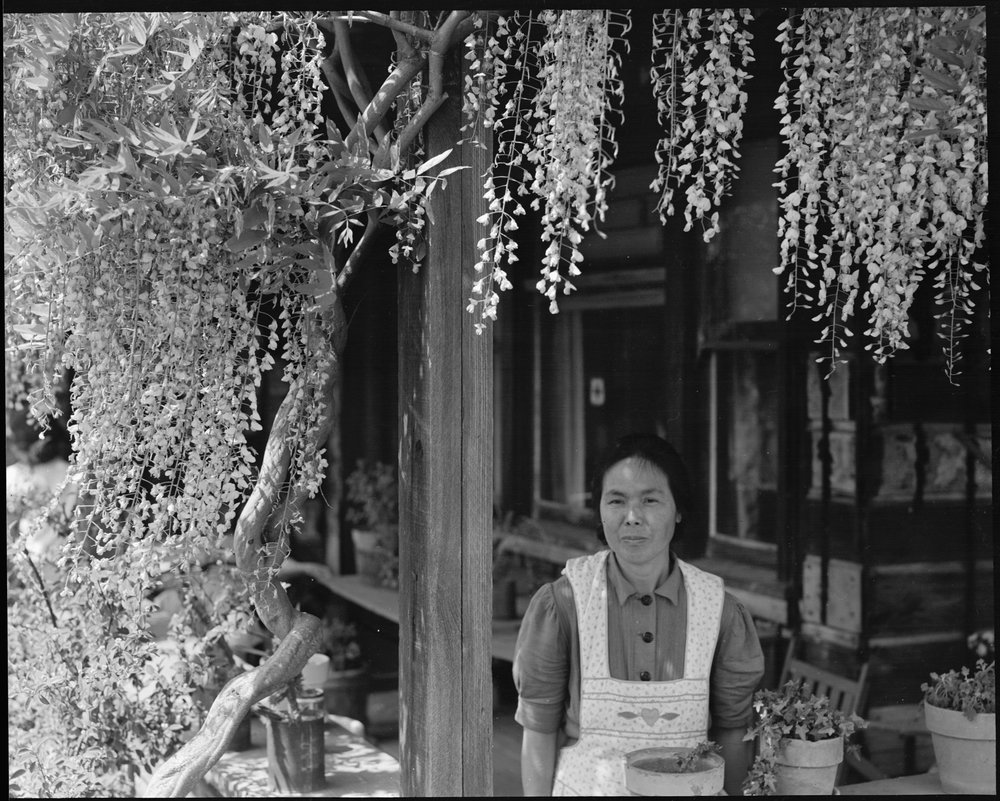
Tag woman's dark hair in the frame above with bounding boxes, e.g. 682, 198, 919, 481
589, 432, 693, 545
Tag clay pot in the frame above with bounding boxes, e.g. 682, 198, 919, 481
773, 736, 843, 795
625, 747, 725, 796
924, 704, 996, 795
324, 666, 370, 725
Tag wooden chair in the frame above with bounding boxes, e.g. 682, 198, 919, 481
778, 637, 887, 783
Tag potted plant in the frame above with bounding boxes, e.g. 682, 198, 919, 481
320, 616, 369, 725
255, 678, 326, 793
742, 681, 867, 795
625, 741, 724, 796
921, 658, 995, 794
345, 459, 399, 588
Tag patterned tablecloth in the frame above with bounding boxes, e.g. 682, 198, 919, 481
204, 717, 400, 797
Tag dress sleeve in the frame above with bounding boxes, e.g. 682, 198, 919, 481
513, 581, 571, 734
709, 593, 766, 730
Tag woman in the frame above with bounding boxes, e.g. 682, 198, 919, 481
513, 433, 764, 795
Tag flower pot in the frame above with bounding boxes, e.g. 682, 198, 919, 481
924, 704, 996, 794
352, 526, 399, 587
324, 666, 370, 725
625, 747, 725, 796
773, 736, 843, 795
263, 690, 326, 793
351, 528, 383, 585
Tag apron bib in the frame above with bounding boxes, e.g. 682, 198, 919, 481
551, 550, 723, 796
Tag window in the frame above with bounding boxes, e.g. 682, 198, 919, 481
708, 346, 780, 551
700, 136, 782, 558
533, 271, 666, 519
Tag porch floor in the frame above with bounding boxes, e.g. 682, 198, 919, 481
372, 699, 524, 797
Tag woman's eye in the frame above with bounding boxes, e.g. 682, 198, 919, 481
644, 497, 660, 504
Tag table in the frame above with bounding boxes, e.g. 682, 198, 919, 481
204, 716, 400, 797
865, 703, 930, 776
317, 573, 522, 663
838, 771, 942, 795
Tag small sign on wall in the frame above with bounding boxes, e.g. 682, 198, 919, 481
589, 376, 605, 407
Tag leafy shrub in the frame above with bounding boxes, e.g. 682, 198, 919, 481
7, 494, 248, 797
742, 680, 867, 795
674, 740, 722, 773
345, 460, 398, 530
922, 659, 995, 720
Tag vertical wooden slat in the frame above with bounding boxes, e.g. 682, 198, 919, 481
458, 59, 494, 798
531, 303, 542, 514
397, 44, 493, 796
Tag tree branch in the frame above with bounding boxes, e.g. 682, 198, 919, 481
336, 209, 383, 291
388, 11, 418, 59
142, 612, 323, 798
22, 547, 58, 628
320, 52, 361, 136
145, 297, 348, 797
345, 52, 427, 155
383, 11, 473, 168
352, 10, 435, 44
333, 19, 390, 146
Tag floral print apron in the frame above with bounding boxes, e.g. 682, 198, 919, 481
551, 550, 724, 796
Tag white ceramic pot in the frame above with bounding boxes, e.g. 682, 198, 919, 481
300, 653, 330, 691
924, 704, 996, 795
624, 747, 725, 796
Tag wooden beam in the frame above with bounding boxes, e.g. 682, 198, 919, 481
397, 45, 493, 796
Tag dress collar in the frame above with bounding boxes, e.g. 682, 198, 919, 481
606, 551, 681, 606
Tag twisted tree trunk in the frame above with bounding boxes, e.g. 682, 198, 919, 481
143, 294, 348, 798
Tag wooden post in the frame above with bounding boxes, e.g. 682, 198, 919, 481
397, 47, 493, 796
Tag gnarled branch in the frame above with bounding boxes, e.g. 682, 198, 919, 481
144, 295, 348, 797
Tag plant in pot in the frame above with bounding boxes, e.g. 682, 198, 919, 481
254, 677, 327, 793
742, 680, 867, 795
625, 740, 724, 796
921, 658, 995, 794
345, 459, 399, 588
319, 616, 369, 726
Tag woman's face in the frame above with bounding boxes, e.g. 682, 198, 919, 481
600, 457, 680, 569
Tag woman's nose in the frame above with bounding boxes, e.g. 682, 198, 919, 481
624, 504, 643, 524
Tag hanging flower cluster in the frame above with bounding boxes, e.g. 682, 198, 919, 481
466, 9, 630, 328
650, 7, 755, 242
775, 6, 987, 378
4, 11, 266, 787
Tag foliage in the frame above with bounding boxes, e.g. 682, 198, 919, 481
674, 740, 722, 773
774, 6, 988, 379
967, 629, 995, 662
3, 11, 458, 793
741, 680, 867, 795
321, 617, 363, 672
344, 459, 398, 530
3, 6, 989, 796
651, 8, 754, 242
467, 10, 630, 325
8, 515, 245, 797
922, 659, 996, 720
